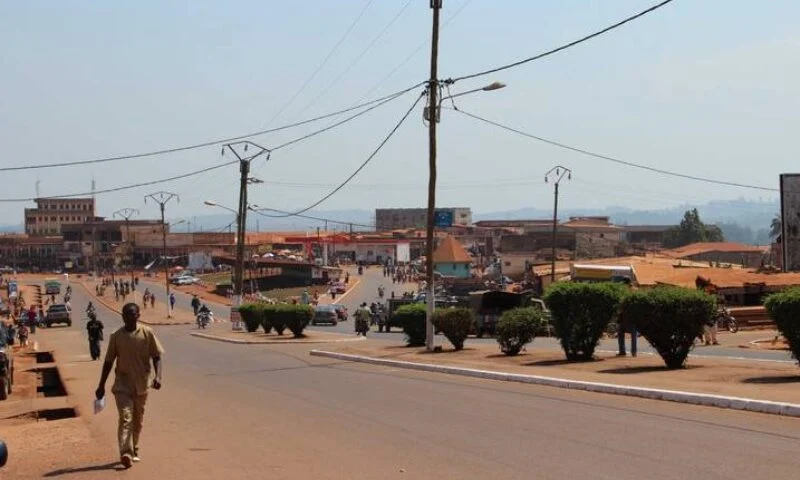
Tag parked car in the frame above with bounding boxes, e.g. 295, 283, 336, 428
45, 304, 72, 327
311, 305, 338, 326
330, 282, 347, 294
1, 326, 14, 401
172, 276, 199, 286
330, 304, 348, 321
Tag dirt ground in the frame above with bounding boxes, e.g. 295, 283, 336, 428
78, 280, 196, 325
328, 342, 800, 405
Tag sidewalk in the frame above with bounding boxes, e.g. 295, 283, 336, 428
78, 280, 195, 326
322, 341, 800, 406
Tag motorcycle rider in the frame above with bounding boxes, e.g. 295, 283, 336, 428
86, 302, 97, 317
196, 304, 212, 328
378, 285, 385, 299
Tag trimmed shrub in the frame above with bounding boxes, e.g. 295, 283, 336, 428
238, 304, 263, 333
764, 288, 800, 365
394, 304, 427, 347
496, 307, 543, 356
281, 304, 314, 338
432, 308, 474, 350
544, 282, 627, 361
261, 305, 283, 335
622, 287, 716, 369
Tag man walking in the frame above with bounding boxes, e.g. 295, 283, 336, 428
190, 295, 201, 316
86, 312, 104, 361
95, 303, 164, 469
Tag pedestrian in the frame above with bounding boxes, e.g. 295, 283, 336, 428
27, 306, 37, 334
150, 294, 156, 309
301, 289, 310, 305
190, 295, 201, 316
86, 313, 104, 361
95, 303, 163, 468
169, 293, 176, 312
615, 310, 637, 357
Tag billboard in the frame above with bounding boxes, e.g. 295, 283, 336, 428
780, 174, 800, 272
434, 209, 454, 228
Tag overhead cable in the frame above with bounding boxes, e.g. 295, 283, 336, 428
249, 206, 375, 229
0, 83, 422, 172
446, 0, 677, 84
263, 0, 376, 127
453, 107, 777, 192
266, 91, 425, 218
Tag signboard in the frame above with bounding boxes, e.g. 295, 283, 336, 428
230, 307, 243, 331
434, 209, 454, 228
780, 174, 800, 272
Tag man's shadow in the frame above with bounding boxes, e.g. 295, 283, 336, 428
44, 461, 125, 477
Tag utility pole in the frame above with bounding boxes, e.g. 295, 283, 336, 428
91, 222, 98, 277
545, 166, 571, 283
221, 141, 269, 330
113, 208, 140, 300
145, 192, 179, 318
424, 0, 442, 351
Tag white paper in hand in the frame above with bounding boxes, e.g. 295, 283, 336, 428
94, 397, 106, 414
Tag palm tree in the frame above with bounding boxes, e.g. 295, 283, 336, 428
770, 213, 782, 238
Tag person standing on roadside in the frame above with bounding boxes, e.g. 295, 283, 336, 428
169, 293, 176, 313
96, 303, 164, 469
190, 295, 201, 316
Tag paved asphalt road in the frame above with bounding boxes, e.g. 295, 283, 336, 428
18, 277, 800, 479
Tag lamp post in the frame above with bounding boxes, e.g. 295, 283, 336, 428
113, 208, 140, 300
144, 192, 179, 318
544, 166, 572, 283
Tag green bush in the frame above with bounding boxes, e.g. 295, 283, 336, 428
764, 288, 800, 365
621, 287, 716, 369
544, 282, 627, 361
496, 307, 543, 356
394, 304, 427, 347
432, 308, 474, 350
280, 304, 314, 338
237, 304, 263, 333
261, 305, 285, 335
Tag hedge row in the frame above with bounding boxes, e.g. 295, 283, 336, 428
237, 303, 314, 338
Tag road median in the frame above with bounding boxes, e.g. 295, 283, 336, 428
191, 329, 366, 344
310, 342, 800, 417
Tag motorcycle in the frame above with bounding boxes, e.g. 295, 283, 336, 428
378, 286, 385, 299
196, 311, 212, 329
358, 266, 364, 275
716, 307, 738, 333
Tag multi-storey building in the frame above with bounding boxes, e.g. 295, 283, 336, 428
375, 207, 472, 231
24, 197, 95, 236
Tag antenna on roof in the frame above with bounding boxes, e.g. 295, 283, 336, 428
91, 177, 96, 199
35, 180, 40, 199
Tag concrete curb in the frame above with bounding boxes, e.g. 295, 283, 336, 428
77, 281, 193, 326
191, 331, 367, 345
310, 350, 800, 418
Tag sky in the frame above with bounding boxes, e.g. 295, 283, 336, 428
1, 0, 798, 226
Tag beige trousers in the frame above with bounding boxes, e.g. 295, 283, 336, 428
114, 393, 148, 457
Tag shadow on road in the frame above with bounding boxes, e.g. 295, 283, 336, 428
741, 375, 800, 384
43, 461, 125, 477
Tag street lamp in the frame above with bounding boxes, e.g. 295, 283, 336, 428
423, 79, 507, 351
544, 166, 572, 283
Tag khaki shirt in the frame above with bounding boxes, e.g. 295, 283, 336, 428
105, 324, 164, 396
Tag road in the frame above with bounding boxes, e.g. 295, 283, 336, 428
6, 277, 800, 479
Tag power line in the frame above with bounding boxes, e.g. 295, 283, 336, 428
0, 161, 239, 203
453, 107, 778, 192
0, 83, 421, 172
446, 0, 677, 84
262, 0, 376, 127
249, 207, 375, 229
269, 84, 421, 151
291, 0, 414, 121
267, 91, 425, 218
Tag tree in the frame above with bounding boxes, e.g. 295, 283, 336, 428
770, 213, 782, 239
663, 209, 725, 248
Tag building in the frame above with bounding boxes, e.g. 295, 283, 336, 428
432, 235, 472, 278
0, 234, 63, 271
24, 197, 95, 236
663, 242, 767, 268
375, 207, 472, 230
61, 219, 167, 270
621, 225, 673, 247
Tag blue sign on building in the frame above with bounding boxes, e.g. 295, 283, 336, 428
434, 209, 454, 228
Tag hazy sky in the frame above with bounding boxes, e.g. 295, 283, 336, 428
1, 0, 797, 225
